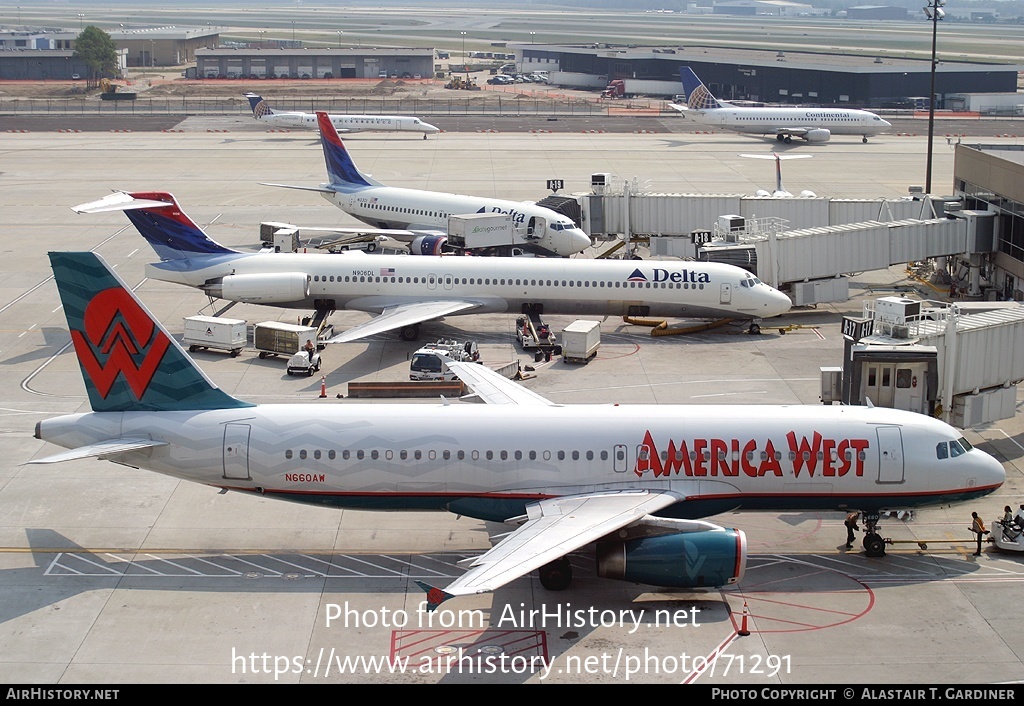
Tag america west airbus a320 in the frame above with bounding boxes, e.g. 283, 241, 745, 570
33, 252, 1005, 609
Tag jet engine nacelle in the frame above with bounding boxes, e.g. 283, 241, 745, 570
410, 235, 448, 256
805, 128, 831, 143
214, 272, 310, 303
596, 528, 746, 588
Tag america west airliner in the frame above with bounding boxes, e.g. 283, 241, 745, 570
670, 67, 891, 144
245, 93, 440, 139
33, 252, 1005, 608
71, 190, 791, 343
257, 111, 592, 258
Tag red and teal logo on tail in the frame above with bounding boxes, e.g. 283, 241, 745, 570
71, 287, 170, 401
49, 251, 253, 412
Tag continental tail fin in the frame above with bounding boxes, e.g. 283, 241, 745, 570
71, 191, 237, 262
316, 111, 382, 189
245, 92, 272, 119
48, 251, 253, 412
679, 67, 723, 111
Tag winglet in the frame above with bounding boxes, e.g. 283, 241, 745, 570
415, 581, 456, 612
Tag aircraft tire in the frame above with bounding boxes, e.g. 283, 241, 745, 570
539, 557, 572, 591
864, 533, 886, 557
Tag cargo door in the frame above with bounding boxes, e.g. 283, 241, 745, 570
223, 423, 252, 480
876, 425, 904, 483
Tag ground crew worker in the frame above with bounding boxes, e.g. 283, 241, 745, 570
971, 511, 988, 556
844, 511, 860, 550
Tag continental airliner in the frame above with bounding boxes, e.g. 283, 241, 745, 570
32, 251, 1006, 608
670, 67, 891, 144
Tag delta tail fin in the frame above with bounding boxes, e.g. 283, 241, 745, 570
245, 93, 273, 119
679, 67, 723, 111
316, 111, 382, 189
71, 191, 238, 262
48, 251, 253, 412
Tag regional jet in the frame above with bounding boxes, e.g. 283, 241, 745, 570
245, 93, 440, 139
71, 190, 791, 342
33, 251, 1006, 608
669, 67, 891, 144
259, 111, 592, 258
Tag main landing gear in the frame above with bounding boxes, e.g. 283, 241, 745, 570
539, 556, 572, 591
776, 134, 793, 144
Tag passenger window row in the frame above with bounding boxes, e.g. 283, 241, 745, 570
284, 448, 612, 462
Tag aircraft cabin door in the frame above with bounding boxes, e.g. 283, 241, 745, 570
876, 425, 904, 483
527, 217, 543, 240
720, 282, 732, 305
223, 423, 252, 480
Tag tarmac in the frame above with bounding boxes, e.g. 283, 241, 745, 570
0, 115, 1022, 685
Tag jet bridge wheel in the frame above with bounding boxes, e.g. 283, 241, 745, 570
539, 557, 572, 591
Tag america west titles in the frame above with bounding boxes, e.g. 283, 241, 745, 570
635, 431, 870, 479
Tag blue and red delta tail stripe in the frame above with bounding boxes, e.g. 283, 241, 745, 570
121, 191, 237, 261
679, 67, 722, 111
48, 251, 253, 413
316, 111, 375, 189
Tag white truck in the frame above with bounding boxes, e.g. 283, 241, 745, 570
446, 213, 517, 253
182, 316, 247, 357
410, 339, 480, 380
561, 320, 601, 364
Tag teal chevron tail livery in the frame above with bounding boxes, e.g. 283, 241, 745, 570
49, 252, 253, 412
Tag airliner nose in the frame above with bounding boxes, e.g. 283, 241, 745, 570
765, 287, 792, 317
569, 228, 593, 254
423, 122, 441, 134
978, 450, 1006, 491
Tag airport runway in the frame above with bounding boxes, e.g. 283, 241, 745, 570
0, 125, 1021, 684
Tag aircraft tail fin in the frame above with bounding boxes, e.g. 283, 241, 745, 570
48, 251, 253, 413
316, 111, 382, 189
245, 92, 272, 119
72, 191, 238, 262
679, 67, 723, 111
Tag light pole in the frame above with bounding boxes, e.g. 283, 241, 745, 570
923, 0, 944, 195
337, 30, 342, 48
460, 31, 466, 79
77, 13, 84, 31
530, 31, 535, 44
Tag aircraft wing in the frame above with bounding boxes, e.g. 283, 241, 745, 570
326, 300, 482, 343
28, 438, 168, 464
418, 489, 682, 608
446, 361, 558, 406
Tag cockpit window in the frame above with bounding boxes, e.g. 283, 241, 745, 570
956, 437, 973, 453
936, 442, 948, 460
949, 439, 966, 457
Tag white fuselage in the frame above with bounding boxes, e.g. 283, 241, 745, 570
321, 185, 591, 257
147, 252, 792, 321
686, 107, 889, 137
36, 403, 1005, 523
257, 111, 440, 135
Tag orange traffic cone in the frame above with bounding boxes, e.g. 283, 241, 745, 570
319, 375, 327, 399
738, 600, 750, 636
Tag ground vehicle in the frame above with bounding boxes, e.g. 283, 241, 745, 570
286, 349, 322, 377
487, 75, 513, 85
99, 78, 137, 101
410, 339, 480, 380
516, 314, 561, 360
254, 321, 318, 360
182, 315, 247, 357
561, 320, 600, 364
992, 518, 1024, 552
444, 76, 480, 90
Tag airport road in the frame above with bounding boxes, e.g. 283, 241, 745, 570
0, 124, 1022, 684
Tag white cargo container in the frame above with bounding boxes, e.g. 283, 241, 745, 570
561, 320, 601, 364
447, 213, 515, 249
182, 316, 247, 357
254, 321, 318, 359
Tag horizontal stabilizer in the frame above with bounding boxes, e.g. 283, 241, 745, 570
259, 182, 338, 195
29, 438, 167, 464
